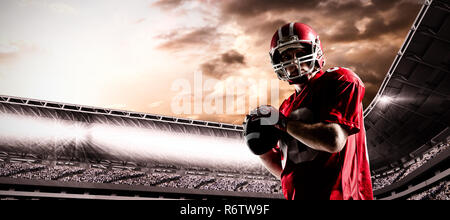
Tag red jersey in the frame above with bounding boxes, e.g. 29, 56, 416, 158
277, 67, 373, 200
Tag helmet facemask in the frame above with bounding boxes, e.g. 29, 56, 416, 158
271, 36, 324, 82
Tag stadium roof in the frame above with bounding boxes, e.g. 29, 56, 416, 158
0, 95, 243, 132
363, 0, 450, 171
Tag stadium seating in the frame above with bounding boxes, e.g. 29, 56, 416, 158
1, 138, 447, 198
407, 180, 449, 200
0, 137, 447, 198
0, 158, 282, 195
371, 139, 449, 192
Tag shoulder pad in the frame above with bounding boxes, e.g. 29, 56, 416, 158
324, 67, 363, 84
326, 67, 352, 73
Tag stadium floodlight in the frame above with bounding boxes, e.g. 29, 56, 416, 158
89, 123, 262, 170
378, 96, 393, 105
0, 113, 89, 151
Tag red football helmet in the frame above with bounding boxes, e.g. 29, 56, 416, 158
269, 22, 325, 82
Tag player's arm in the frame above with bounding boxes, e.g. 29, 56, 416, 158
259, 149, 282, 180
286, 121, 348, 153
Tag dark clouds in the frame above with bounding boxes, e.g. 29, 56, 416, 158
152, 0, 421, 50
151, 0, 184, 10
219, 0, 421, 44
220, 0, 320, 18
201, 50, 246, 79
319, 1, 422, 43
221, 49, 245, 65
155, 27, 218, 51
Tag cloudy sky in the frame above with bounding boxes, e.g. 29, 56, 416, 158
0, 0, 422, 124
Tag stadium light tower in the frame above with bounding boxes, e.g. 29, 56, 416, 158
378, 96, 393, 105
377, 95, 431, 119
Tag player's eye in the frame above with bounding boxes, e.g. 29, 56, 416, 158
281, 54, 292, 61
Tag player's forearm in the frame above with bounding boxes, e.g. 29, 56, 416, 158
259, 150, 282, 180
286, 121, 347, 153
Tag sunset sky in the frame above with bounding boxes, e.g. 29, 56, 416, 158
0, 0, 422, 124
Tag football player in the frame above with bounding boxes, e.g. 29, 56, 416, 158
244, 22, 373, 200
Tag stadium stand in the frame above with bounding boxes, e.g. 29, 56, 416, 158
372, 136, 449, 200
372, 138, 449, 191
0, 162, 46, 177
407, 180, 449, 200
198, 177, 248, 192
0, 154, 283, 200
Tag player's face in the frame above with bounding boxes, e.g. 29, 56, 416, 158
279, 47, 312, 79
279, 47, 313, 86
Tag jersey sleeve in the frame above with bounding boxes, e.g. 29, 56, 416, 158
316, 72, 365, 135
279, 93, 295, 117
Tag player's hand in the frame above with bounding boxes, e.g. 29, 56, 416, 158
243, 105, 287, 155
247, 105, 288, 132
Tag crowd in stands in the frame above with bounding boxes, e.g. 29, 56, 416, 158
1, 137, 447, 198
158, 175, 215, 189
0, 160, 282, 195
198, 177, 248, 192
407, 180, 449, 200
116, 173, 181, 186
13, 165, 85, 181
240, 180, 281, 194
372, 168, 404, 191
371, 139, 449, 191
0, 162, 46, 177
60, 168, 145, 183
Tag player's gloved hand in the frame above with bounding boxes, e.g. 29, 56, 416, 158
249, 105, 288, 131
243, 105, 288, 155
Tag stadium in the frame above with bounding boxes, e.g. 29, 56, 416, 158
0, 0, 449, 200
